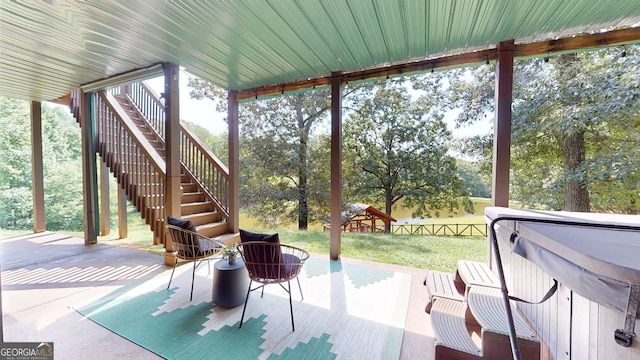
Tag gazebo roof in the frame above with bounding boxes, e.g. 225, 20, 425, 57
341, 202, 397, 225
1, 1, 640, 102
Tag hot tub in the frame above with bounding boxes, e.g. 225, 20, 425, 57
485, 206, 640, 348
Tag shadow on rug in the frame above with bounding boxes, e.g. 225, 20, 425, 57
75, 258, 412, 360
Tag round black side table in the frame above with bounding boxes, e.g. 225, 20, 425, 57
212, 258, 249, 308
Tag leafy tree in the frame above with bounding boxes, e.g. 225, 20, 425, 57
45, 160, 84, 229
188, 77, 373, 229
0, 98, 38, 229
182, 120, 228, 167
513, 50, 640, 211
584, 111, 640, 214
0, 98, 32, 189
448, 46, 640, 213
0, 97, 82, 230
188, 77, 333, 229
236, 91, 332, 229
456, 160, 491, 198
343, 80, 472, 232
0, 187, 32, 229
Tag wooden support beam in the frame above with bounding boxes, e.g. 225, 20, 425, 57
237, 49, 497, 101
117, 186, 128, 239
228, 90, 240, 233
30, 101, 46, 233
100, 160, 110, 236
236, 27, 640, 101
515, 26, 640, 58
80, 92, 98, 244
330, 73, 343, 261
164, 62, 181, 262
492, 40, 514, 208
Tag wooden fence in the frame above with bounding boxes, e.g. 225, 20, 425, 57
391, 223, 487, 237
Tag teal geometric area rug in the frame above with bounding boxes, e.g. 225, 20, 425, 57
74, 257, 412, 360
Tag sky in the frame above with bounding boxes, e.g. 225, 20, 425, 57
145, 70, 227, 134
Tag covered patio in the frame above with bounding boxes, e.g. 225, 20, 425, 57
2, 1, 640, 359
2, 1, 640, 257
1, 231, 433, 359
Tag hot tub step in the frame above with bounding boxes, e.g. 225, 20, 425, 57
431, 297, 482, 359
424, 270, 465, 313
455, 260, 500, 289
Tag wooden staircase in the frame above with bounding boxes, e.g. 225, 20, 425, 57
424, 260, 541, 360
179, 174, 229, 238
69, 82, 235, 245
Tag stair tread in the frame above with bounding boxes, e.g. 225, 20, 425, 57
181, 200, 212, 206
196, 222, 227, 229
212, 232, 240, 245
182, 211, 218, 217
467, 286, 538, 340
430, 298, 482, 356
182, 192, 204, 197
456, 260, 500, 288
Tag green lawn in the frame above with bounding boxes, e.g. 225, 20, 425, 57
242, 229, 488, 273
1, 198, 491, 273
1, 227, 487, 273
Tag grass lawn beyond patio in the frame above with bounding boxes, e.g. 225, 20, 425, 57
1, 227, 488, 273
276, 230, 488, 273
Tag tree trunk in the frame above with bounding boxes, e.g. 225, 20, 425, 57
298, 142, 308, 229
629, 198, 637, 215
297, 104, 309, 230
562, 131, 590, 212
384, 188, 393, 233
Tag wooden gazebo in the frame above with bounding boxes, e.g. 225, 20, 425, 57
324, 202, 397, 233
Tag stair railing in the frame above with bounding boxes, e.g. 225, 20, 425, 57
95, 91, 167, 243
180, 125, 229, 218
121, 81, 230, 219
124, 82, 165, 140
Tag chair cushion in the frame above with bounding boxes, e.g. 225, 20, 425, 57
239, 229, 280, 244
198, 238, 223, 256
281, 253, 302, 278
239, 230, 282, 279
168, 216, 199, 257
168, 216, 197, 232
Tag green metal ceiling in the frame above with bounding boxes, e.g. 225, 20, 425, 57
1, 0, 640, 102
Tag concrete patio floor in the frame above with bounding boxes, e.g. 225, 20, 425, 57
0, 231, 435, 359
